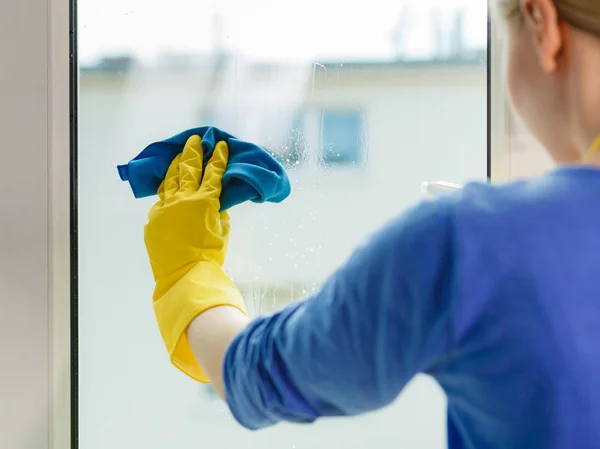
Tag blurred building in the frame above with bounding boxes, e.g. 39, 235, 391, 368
80, 50, 487, 305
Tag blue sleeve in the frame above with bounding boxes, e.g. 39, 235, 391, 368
222, 196, 457, 430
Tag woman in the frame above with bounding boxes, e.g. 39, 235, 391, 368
143, 0, 600, 447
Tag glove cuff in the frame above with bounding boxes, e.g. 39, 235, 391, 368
153, 261, 248, 383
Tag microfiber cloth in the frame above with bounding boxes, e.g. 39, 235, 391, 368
117, 127, 291, 211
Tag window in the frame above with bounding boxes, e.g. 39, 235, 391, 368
269, 115, 309, 169
78, 1, 488, 448
200, 110, 216, 128
321, 110, 364, 165
201, 384, 221, 401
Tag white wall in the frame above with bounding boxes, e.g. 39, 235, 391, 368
77, 63, 486, 449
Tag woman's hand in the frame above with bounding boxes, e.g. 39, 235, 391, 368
143, 135, 248, 383
145, 135, 231, 298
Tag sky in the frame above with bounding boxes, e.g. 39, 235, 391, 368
78, 0, 487, 64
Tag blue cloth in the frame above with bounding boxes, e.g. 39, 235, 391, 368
117, 127, 291, 211
223, 166, 600, 448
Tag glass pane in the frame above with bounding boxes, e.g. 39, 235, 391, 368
78, 1, 488, 448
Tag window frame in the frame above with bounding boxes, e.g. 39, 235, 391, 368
488, 18, 511, 183
49, 0, 75, 447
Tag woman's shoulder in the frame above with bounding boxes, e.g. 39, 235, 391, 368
427, 167, 600, 255
454, 166, 600, 215
368, 167, 600, 265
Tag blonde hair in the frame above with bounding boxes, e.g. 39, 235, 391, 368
497, 0, 600, 36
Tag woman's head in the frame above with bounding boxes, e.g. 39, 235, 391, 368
495, 0, 600, 163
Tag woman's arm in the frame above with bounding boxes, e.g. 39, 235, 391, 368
187, 306, 249, 399
186, 194, 458, 430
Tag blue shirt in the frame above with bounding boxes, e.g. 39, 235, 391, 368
222, 167, 600, 449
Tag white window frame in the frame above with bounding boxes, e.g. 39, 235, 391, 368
489, 19, 511, 183
0, 0, 70, 447
49, 0, 73, 447
0, 2, 511, 448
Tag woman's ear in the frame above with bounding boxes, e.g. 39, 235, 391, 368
520, 0, 563, 72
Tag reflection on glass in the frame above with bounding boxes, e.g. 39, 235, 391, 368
78, 1, 488, 448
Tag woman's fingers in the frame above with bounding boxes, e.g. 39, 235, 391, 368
200, 141, 229, 207
179, 135, 204, 195
158, 138, 228, 211
162, 153, 182, 203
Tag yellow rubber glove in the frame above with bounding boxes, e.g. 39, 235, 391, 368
144, 135, 248, 383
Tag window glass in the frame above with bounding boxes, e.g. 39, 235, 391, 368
78, 1, 488, 448
269, 115, 308, 169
